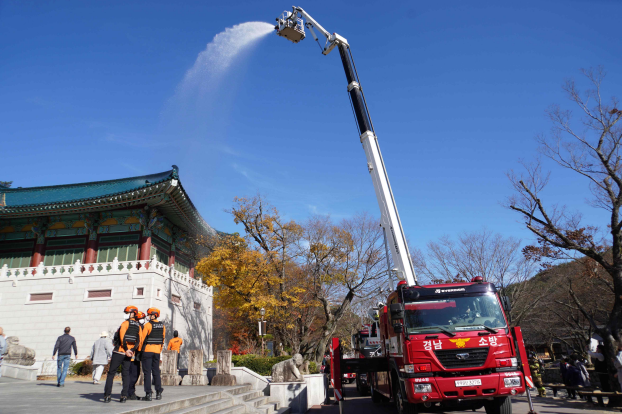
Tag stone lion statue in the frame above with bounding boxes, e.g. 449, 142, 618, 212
271, 353, 305, 382
4, 336, 36, 366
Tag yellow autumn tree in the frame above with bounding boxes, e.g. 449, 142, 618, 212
196, 234, 282, 319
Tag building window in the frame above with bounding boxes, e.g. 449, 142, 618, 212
43, 248, 85, 267
99, 235, 140, 243
97, 244, 138, 263
46, 237, 86, 247
194, 302, 201, 311
156, 288, 163, 300
0, 241, 34, 251
30, 292, 53, 301
133, 286, 145, 299
175, 260, 190, 275
150, 236, 170, 264
171, 294, 181, 305
0, 251, 32, 268
84, 288, 113, 301
26, 292, 54, 304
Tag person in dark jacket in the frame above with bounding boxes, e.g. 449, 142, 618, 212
52, 327, 78, 387
588, 345, 611, 392
565, 358, 581, 399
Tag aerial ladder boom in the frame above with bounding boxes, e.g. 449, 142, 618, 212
276, 7, 418, 286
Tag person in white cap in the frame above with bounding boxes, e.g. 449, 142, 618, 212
90, 331, 113, 384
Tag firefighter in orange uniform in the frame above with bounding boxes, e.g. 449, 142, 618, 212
167, 330, 183, 367
140, 307, 165, 401
104, 306, 142, 403
128, 311, 146, 400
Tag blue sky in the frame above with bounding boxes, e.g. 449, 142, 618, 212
2, 0, 621, 250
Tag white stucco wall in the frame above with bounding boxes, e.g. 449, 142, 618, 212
0, 260, 212, 374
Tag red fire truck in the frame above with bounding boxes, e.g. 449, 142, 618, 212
275, 7, 536, 414
339, 278, 533, 414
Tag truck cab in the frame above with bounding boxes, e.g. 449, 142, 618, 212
370, 279, 524, 414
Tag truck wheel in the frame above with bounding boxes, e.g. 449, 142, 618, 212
484, 397, 512, 414
392, 376, 418, 414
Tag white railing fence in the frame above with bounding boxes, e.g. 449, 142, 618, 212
0, 255, 211, 293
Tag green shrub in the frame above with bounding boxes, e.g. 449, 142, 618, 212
231, 355, 291, 376
70, 359, 120, 376
229, 354, 321, 376
70, 359, 93, 376
308, 361, 319, 374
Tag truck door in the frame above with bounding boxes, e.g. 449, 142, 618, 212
388, 297, 403, 356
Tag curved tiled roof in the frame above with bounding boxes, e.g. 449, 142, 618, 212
3, 169, 174, 207
0, 166, 216, 237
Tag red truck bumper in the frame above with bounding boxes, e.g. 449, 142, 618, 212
405, 372, 526, 404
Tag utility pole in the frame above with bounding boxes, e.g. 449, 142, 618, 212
259, 307, 266, 355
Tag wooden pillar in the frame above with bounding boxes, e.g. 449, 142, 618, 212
169, 249, 176, 267
139, 234, 152, 261
189, 262, 195, 279
84, 237, 98, 264
30, 242, 45, 267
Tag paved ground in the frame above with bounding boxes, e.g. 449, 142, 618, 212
0, 378, 234, 414
309, 383, 622, 414
1, 377, 620, 414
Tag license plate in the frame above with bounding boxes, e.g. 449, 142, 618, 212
455, 379, 482, 387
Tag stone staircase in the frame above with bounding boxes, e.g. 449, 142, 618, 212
122, 385, 289, 414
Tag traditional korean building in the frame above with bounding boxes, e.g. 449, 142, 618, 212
0, 166, 215, 374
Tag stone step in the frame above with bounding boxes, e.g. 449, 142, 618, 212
209, 405, 247, 414
169, 398, 234, 414
235, 390, 265, 402
245, 396, 269, 408
225, 385, 254, 396
275, 407, 291, 414
119, 390, 223, 414
256, 401, 280, 414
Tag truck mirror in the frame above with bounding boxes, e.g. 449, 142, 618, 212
502, 296, 512, 312
393, 323, 404, 333
390, 303, 405, 320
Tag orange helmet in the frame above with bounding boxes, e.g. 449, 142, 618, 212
147, 307, 160, 318
136, 311, 146, 320
124, 306, 138, 315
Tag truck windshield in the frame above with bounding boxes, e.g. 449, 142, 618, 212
404, 294, 507, 335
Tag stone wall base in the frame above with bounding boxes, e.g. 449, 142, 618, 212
181, 374, 207, 385
1, 363, 38, 381
211, 373, 236, 386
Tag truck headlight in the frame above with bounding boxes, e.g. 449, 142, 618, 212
504, 377, 521, 387
414, 384, 432, 393
510, 358, 517, 367
404, 365, 414, 373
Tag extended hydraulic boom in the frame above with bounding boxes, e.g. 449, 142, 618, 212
275, 7, 418, 286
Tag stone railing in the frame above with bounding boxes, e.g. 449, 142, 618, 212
0, 255, 211, 293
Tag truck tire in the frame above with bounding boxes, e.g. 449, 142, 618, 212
392, 375, 418, 414
484, 397, 512, 414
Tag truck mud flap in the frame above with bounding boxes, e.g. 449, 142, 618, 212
341, 357, 389, 374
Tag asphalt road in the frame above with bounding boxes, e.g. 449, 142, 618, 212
309, 383, 620, 414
